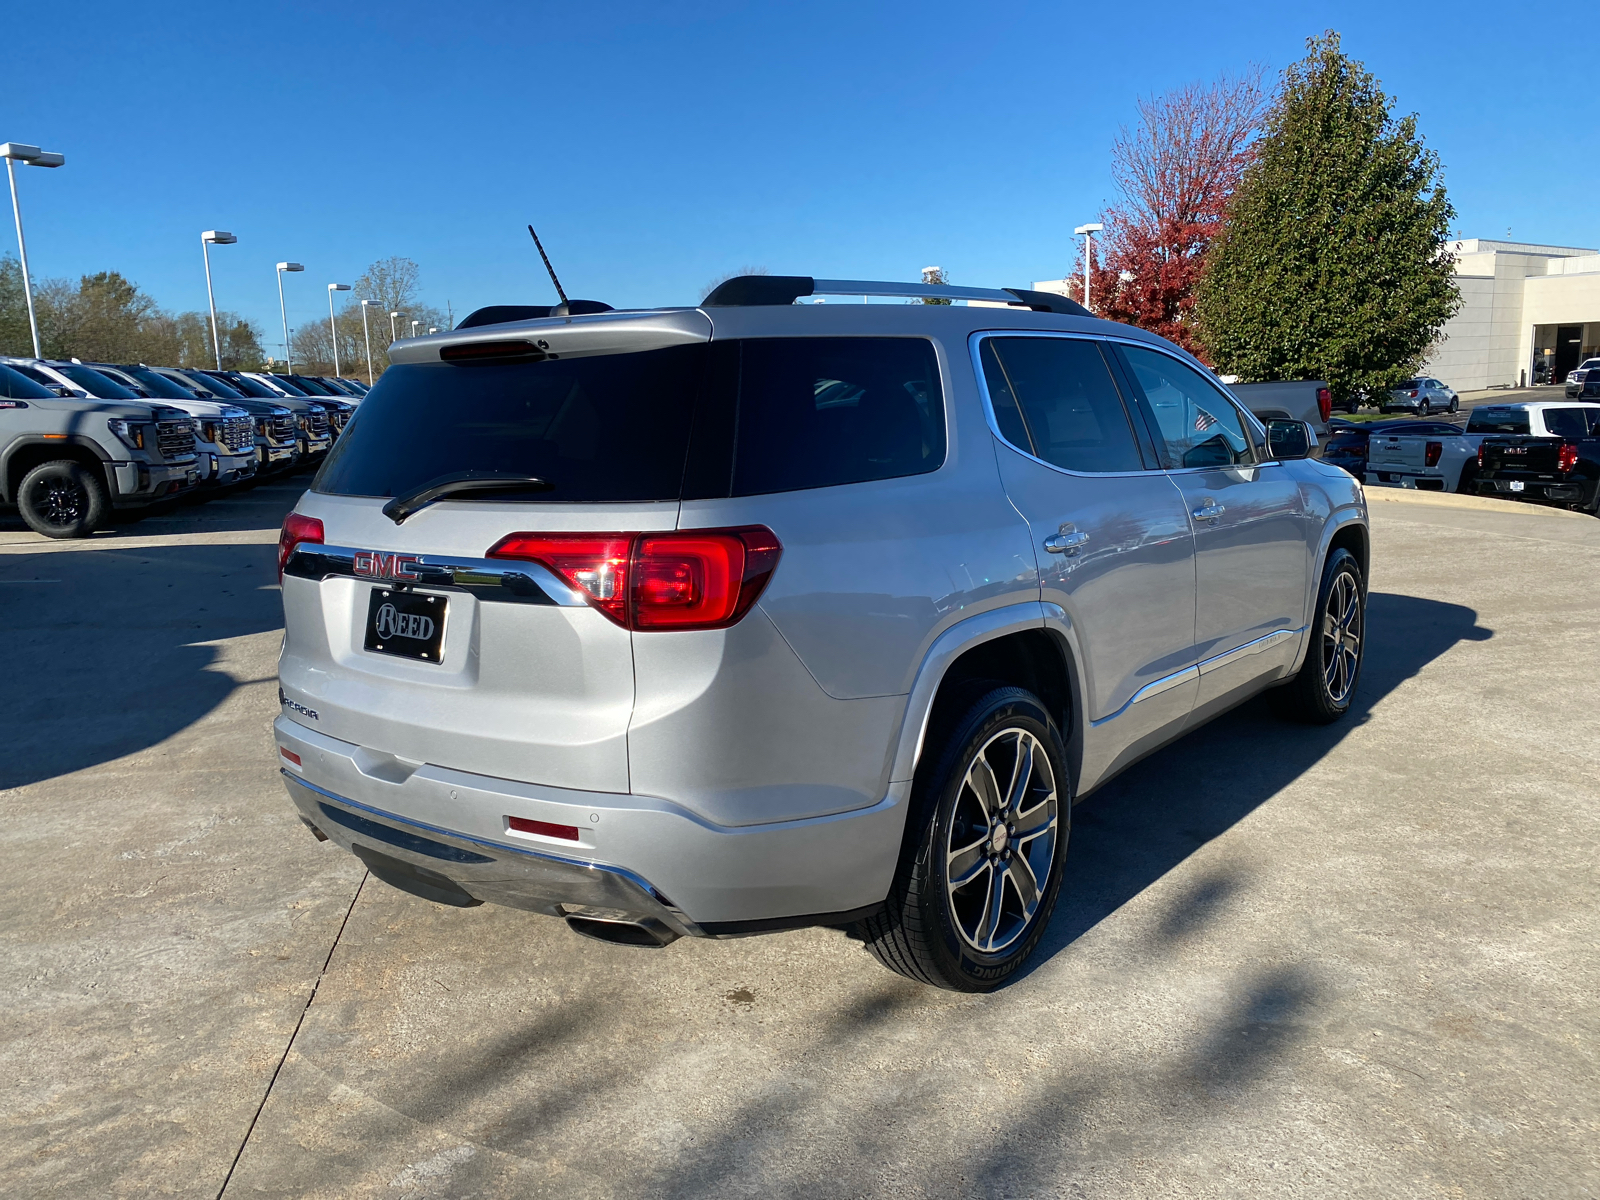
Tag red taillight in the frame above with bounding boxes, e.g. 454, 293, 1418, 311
1558, 442, 1580, 473
1477, 444, 1486, 467
1425, 441, 1442, 467
487, 526, 782, 631
507, 816, 579, 841
1407, 389, 1418, 397
278, 513, 324, 581
1317, 387, 1332, 423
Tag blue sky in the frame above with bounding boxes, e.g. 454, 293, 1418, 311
4, 0, 1590, 356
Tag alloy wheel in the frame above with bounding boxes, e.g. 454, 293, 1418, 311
1321, 571, 1362, 703
944, 727, 1059, 954
32, 477, 87, 529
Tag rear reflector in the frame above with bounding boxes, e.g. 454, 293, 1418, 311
439, 340, 545, 362
279, 746, 302, 766
508, 816, 580, 841
487, 525, 782, 631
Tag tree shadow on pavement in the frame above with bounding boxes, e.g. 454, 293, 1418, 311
1031, 591, 1493, 971
0, 539, 285, 790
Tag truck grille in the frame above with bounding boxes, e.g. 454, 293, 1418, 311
157, 418, 198, 462
220, 415, 254, 453
266, 412, 295, 442
326, 406, 349, 435
307, 408, 330, 438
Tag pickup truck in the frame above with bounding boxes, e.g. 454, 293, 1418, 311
1474, 404, 1600, 513
1363, 402, 1597, 494
1228, 380, 1334, 436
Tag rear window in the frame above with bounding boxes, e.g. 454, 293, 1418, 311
315, 336, 947, 504
1323, 430, 1369, 450
314, 344, 708, 503
1466, 408, 1529, 434
1542, 407, 1598, 438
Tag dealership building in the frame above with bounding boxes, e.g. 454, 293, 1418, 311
1420, 239, 1600, 391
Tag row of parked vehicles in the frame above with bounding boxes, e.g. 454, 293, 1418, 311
0, 357, 369, 537
1322, 400, 1600, 516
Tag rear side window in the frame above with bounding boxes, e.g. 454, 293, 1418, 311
1542, 407, 1597, 438
314, 345, 708, 502
0, 364, 54, 400
726, 338, 944, 496
1323, 431, 1368, 450
1466, 408, 1529, 434
978, 336, 1144, 473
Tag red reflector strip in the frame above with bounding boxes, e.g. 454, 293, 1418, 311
279, 746, 301, 766
508, 816, 580, 841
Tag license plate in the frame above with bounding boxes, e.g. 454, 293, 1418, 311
364, 588, 447, 662
1508, 480, 1525, 492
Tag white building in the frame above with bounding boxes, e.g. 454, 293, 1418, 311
1421, 239, 1600, 391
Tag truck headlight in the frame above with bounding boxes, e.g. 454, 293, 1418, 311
106, 418, 147, 451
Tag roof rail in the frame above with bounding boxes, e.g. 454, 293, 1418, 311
700, 275, 1091, 316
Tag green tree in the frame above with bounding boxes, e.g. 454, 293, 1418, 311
1194, 32, 1458, 404
0, 255, 34, 355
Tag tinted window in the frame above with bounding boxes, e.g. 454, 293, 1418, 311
0, 364, 55, 399
1323, 430, 1370, 450
1466, 408, 1529, 434
729, 337, 944, 496
1542, 407, 1597, 438
54, 364, 137, 399
269, 375, 313, 395
213, 372, 279, 399
113, 367, 199, 400
314, 344, 707, 502
979, 337, 1143, 472
170, 370, 240, 399
1120, 345, 1255, 468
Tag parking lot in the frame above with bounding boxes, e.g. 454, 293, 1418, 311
2, 477, 1598, 1198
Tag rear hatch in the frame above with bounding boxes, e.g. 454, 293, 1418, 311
1366, 431, 1430, 474
280, 310, 714, 793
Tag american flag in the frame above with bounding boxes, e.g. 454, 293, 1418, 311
1193, 407, 1218, 432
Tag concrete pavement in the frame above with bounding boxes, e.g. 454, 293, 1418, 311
1, 481, 1597, 1198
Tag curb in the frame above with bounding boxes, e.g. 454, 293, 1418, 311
1364, 486, 1593, 520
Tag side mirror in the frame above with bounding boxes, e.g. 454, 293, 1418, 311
1266, 419, 1313, 460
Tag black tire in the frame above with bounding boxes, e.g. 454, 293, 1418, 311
16, 459, 107, 539
855, 686, 1070, 992
1418, 401, 1430, 416
1284, 548, 1365, 724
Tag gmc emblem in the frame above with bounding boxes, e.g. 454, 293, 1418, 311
353, 551, 423, 580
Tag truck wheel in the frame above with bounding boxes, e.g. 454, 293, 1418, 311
17, 460, 107, 539
855, 686, 1069, 992
1284, 548, 1365, 724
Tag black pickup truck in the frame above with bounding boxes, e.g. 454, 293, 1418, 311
1475, 405, 1600, 514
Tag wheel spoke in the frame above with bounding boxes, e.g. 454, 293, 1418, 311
966, 753, 1002, 817
976, 865, 1008, 950
1013, 802, 1055, 842
1003, 737, 1034, 817
947, 838, 989, 889
1006, 855, 1040, 913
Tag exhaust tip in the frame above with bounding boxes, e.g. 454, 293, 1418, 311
565, 914, 680, 948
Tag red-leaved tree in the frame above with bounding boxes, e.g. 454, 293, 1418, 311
1064, 70, 1267, 360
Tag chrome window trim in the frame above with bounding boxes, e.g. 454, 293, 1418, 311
966, 329, 1156, 481
284, 543, 588, 607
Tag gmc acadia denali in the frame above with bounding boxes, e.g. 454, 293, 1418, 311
275, 275, 1369, 991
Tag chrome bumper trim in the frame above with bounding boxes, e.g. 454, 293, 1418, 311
282, 771, 703, 936
285, 543, 585, 607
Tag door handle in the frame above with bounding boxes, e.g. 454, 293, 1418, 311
1044, 530, 1090, 554
1192, 501, 1225, 523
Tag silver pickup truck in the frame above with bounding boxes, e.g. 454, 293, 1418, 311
1228, 380, 1334, 438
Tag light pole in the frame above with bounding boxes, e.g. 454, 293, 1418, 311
389, 311, 403, 344
276, 262, 304, 373
326, 283, 351, 376
1073, 222, 1102, 312
360, 299, 382, 383
200, 230, 237, 369
2, 142, 65, 358
410, 320, 420, 339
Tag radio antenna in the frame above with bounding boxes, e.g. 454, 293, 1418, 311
527, 225, 569, 306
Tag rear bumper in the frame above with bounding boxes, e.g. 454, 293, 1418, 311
1478, 477, 1592, 505
274, 715, 906, 932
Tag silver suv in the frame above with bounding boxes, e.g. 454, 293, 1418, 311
275, 275, 1369, 991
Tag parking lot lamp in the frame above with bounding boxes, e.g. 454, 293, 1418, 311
200, 231, 237, 369
411, 320, 420, 339
2, 142, 65, 358
275, 262, 304, 373
1073, 222, 1103, 313
327, 283, 351, 375
360, 299, 382, 383
389, 310, 403, 343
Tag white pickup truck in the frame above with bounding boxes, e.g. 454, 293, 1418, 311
1365, 402, 1598, 493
